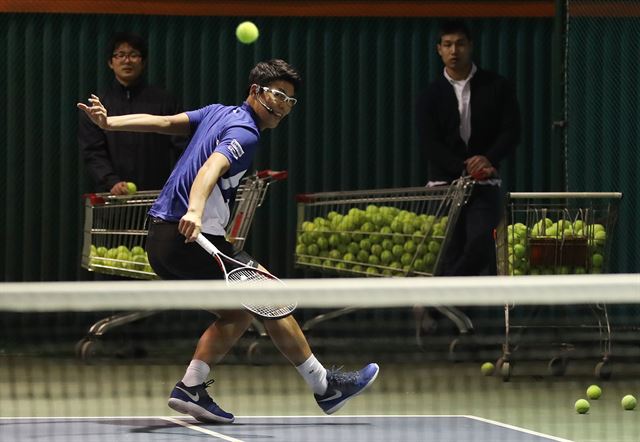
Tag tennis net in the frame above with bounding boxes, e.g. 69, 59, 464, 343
1, 275, 639, 441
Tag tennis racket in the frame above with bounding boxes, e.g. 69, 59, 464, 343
196, 233, 296, 319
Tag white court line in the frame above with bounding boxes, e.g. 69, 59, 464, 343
464, 415, 574, 442
161, 417, 244, 441
235, 415, 573, 441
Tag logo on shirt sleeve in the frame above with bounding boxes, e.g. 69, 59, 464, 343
228, 139, 245, 160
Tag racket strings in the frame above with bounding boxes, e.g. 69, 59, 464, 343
227, 267, 271, 284
245, 303, 297, 318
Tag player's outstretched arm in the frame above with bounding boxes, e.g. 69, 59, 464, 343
77, 94, 190, 136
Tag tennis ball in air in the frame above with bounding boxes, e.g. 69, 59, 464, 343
586, 385, 602, 400
236, 21, 259, 44
621, 395, 637, 410
575, 399, 590, 414
480, 362, 495, 376
126, 182, 137, 194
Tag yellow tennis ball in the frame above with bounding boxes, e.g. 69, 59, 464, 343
575, 399, 590, 414
127, 181, 138, 195
236, 21, 259, 44
126, 182, 137, 194
480, 362, 495, 376
621, 395, 637, 410
586, 385, 602, 400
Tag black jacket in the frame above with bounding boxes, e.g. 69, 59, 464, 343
78, 79, 188, 192
415, 68, 521, 182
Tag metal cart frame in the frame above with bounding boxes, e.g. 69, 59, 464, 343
76, 170, 287, 360
292, 178, 475, 349
494, 191, 623, 381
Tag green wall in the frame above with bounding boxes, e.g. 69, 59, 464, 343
1, 14, 560, 281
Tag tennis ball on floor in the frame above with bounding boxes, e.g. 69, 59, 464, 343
480, 362, 495, 376
575, 399, 590, 414
236, 21, 259, 44
621, 395, 637, 410
126, 181, 137, 194
586, 385, 602, 400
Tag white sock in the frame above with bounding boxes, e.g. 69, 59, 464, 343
181, 359, 210, 387
295, 354, 328, 395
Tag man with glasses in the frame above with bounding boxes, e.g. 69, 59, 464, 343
78, 58, 379, 423
78, 31, 186, 195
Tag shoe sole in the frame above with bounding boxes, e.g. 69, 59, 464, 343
324, 363, 380, 415
168, 398, 235, 424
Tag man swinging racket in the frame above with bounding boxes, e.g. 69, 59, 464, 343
78, 58, 379, 423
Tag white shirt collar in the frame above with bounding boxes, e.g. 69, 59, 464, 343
443, 63, 477, 84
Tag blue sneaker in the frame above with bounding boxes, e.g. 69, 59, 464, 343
315, 363, 379, 415
168, 380, 234, 423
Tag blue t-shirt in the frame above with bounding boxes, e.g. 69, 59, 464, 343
149, 102, 260, 235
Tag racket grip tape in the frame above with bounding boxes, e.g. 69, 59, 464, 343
196, 233, 218, 255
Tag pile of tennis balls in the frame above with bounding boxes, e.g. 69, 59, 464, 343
295, 205, 447, 276
506, 219, 607, 276
89, 244, 154, 274
574, 384, 636, 414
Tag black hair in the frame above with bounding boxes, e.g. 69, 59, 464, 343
247, 59, 302, 94
107, 32, 148, 61
438, 19, 472, 43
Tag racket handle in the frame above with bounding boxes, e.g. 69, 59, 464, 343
196, 233, 219, 255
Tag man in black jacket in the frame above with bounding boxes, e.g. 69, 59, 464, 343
415, 19, 521, 275
79, 32, 187, 195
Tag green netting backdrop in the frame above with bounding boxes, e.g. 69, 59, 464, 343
566, 0, 639, 273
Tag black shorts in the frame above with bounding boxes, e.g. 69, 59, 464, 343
146, 217, 258, 281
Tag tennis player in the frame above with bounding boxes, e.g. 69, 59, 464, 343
78, 59, 379, 423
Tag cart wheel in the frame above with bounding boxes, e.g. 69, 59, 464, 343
595, 360, 612, 380
548, 357, 568, 376
500, 361, 512, 382
496, 356, 512, 371
75, 338, 99, 362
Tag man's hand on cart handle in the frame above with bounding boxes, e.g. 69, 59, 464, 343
179, 212, 202, 243
465, 155, 496, 180
464, 155, 491, 173
110, 181, 130, 196
471, 167, 497, 181
77, 94, 109, 130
